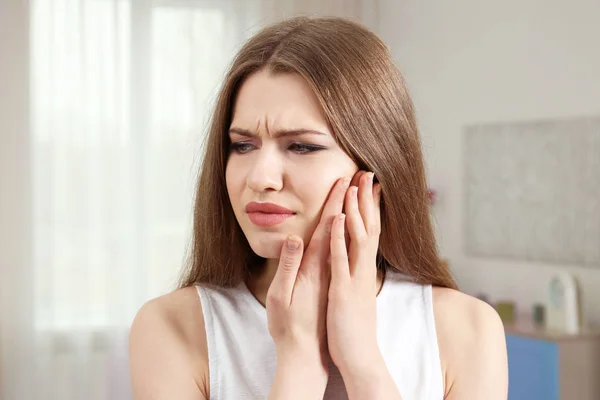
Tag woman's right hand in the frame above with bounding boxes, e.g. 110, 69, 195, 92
266, 176, 350, 399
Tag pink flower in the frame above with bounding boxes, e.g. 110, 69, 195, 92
427, 189, 437, 205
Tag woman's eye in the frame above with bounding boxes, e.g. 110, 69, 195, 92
230, 142, 255, 154
288, 142, 325, 154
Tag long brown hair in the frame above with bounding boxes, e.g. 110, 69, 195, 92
178, 17, 457, 290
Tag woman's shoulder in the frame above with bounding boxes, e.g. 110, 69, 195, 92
431, 287, 508, 398
131, 286, 207, 345
129, 286, 209, 398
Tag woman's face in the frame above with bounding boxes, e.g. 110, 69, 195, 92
226, 69, 358, 259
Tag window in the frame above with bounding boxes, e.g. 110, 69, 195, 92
31, 0, 251, 331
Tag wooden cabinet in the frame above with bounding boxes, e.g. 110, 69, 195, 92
505, 322, 600, 400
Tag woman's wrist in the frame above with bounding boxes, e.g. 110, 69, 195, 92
276, 336, 325, 360
338, 351, 403, 400
276, 345, 329, 380
269, 349, 329, 400
337, 348, 386, 385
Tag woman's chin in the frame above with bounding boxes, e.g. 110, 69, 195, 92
248, 233, 288, 259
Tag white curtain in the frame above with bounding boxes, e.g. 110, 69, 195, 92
0, 1, 376, 399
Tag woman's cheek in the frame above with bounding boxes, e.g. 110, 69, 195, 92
301, 180, 337, 242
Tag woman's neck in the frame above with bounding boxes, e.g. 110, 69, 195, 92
246, 258, 279, 306
246, 258, 385, 307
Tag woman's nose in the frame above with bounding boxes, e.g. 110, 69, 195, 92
246, 146, 283, 193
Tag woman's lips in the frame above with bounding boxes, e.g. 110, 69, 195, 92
245, 202, 295, 227
247, 212, 294, 227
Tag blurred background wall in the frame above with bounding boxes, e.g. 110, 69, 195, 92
1, 0, 599, 399
378, 0, 600, 325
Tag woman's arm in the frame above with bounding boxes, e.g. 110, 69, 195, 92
434, 287, 509, 400
335, 288, 508, 400
326, 171, 403, 399
129, 289, 209, 400
326, 171, 508, 399
266, 177, 353, 399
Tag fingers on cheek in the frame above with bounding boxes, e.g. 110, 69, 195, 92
350, 186, 372, 244
324, 214, 336, 235
343, 186, 352, 219
344, 187, 359, 233
374, 183, 382, 203
336, 213, 346, 240
339, 177, 351, 202
321, 177, 349, 229
375, 184, 382, 232
350, 171, 364, 187
361, 173, 376, 228
331, 213, 347, 261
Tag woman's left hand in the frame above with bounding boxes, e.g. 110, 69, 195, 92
327, 170, 383, 377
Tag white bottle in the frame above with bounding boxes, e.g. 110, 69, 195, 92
546, 272, 581, 334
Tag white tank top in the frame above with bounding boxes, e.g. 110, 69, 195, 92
196, 272, 444, 400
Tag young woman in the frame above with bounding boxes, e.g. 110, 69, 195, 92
129, 17, 508, 400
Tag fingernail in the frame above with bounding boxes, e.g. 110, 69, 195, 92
287, 237, 300, 250
369, 172, 375, 184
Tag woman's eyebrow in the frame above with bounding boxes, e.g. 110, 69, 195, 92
228, 127, 328, 138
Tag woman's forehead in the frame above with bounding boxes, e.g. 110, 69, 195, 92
230, 70, 332, 137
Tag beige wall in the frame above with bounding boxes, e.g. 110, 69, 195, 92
257, 0, 379, 29
0, 1, 35, 399
379, 0, 600, 325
